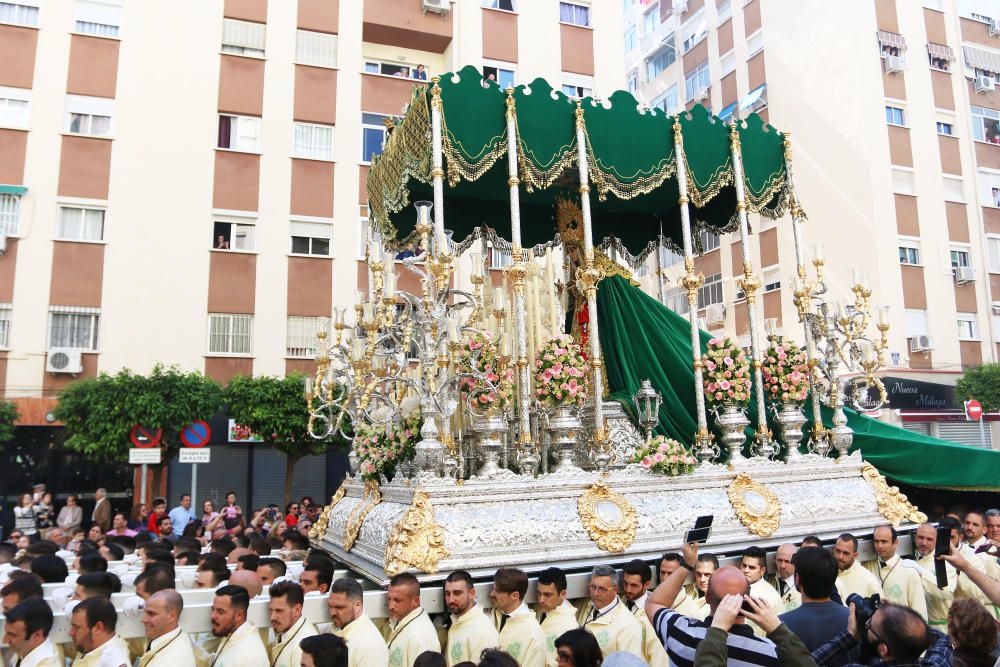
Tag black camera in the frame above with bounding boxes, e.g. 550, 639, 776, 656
846, 593, 881, 660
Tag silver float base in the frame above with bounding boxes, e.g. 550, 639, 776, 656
314, 452, 895, 586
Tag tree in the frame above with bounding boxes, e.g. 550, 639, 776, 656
955, 363, 1000, 413
54, 365, 223, 493
0, 399, 18, 444
224, 373, 347, 506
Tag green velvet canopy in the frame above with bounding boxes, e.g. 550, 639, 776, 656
598, 275, 1000, 493
367, 65, 794, 257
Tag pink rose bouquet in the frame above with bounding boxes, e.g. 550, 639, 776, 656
534, 334, 590, 409
457, 330, 514, 413
354, 414, 421, 481
631, 436, 697, 476
761, 336, 810, 404
701, 336, 752, 406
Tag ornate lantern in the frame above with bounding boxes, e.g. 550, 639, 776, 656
632, 379, 662, 443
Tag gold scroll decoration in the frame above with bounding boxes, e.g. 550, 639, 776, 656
384, 490, 450, 576
344, 480, 383, 551
308, 484, 347, 540
861, 464, 927, 527
577, 480, 638, 553
727, 473, 781, 538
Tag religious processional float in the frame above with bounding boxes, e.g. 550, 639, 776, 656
304, 67, 926, 584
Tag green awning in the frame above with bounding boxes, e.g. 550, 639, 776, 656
0, 185, 26, 196
367, 65, 796, 260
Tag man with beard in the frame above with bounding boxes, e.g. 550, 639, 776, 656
209, 585, 268, 666
443, 570, 498, 666
384, 572, 439, 667
68, 598, 130, 667
534, 567, 577, 667
620, 559, 668, 667
327, 577, 388, 667
267, 580, 317, 667
833, 532, 882, 601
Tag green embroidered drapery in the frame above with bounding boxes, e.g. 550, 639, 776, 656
367, 65, 794, 259
597, 275, 1000, 492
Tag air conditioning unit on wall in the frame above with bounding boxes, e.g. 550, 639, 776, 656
705, 303, 725, 326
694, 87, 710, 102
954, 266, 976, 284
422, 0, 449, 14
909, 335, 933, 352
976, 75, 996, 93
884, 55, 907, 74
46, 349, 83, 374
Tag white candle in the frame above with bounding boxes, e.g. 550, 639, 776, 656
351, 339, 365, 361
813, 243, 824, 261
494, 287, 505, 308
363, 304, 375, 324
545, 248, 559, 336
355, 289, 364, 305
878, 305, 889, 326
471, 252, 482, 276
447, 318, 460, 343
501, 332, 512, 357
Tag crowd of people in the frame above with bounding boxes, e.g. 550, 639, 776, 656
0, 490, 997, 667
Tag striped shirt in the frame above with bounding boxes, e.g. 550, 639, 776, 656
653, 607, 779, 667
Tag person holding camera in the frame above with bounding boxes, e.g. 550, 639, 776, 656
810, 599, 952, 667
692, 593, 816, 667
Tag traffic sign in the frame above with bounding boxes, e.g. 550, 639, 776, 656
129, 448, 161, 465
181, 421, 211, 447
179, 448, 211, 464
130, 425, 162, 448
965, 399, 983, 422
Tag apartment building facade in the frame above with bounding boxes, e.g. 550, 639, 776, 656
624, 0, 1000, 446
0, 0, 624, 501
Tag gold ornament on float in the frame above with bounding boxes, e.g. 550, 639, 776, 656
861, 464, 927, 527
727, 473, 781, 538
384, 490, 450, 576
577, 481, 638, 553
309, 484, 346, 540
344, 480, 383, 551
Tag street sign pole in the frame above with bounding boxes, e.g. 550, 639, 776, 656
980, 418, 986, 448
191, 463, 198, 509
140, 464, 147, 506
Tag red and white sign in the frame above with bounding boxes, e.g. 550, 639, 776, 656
965, 399, 983, 422
130, 425, 162, 448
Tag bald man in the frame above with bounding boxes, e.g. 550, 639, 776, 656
228, 569, 269, 645
771, 544, 801, 612
646, 542, 779, 666
384, 573, 439, 667
908, 523, 957, 628
140, 591, 197, 666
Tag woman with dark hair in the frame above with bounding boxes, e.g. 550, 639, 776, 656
128, 503, 148, 530
948, 598, 997, 667
554, 629, 603, 667
13, 493, 37, 537
413, 651, 446, 667
476, 650, 519, 667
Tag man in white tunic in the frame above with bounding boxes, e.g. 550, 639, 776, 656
690, 553, 718, 620
3, 598, 62, 667
384, 572, 440, 667
865, 525, 928, 620
444, 570, 499, 666
69, 598, 130, 667
535, 568, 578, 667
490, 567, 547, 667
657, 553, 706, 618
209, 584, 269, 667
740, 546, 783, 636
574, 565, 643, 660
962, 511, 1000, 618
907, 523, 957, 628
328, 577, 389, 667
267, 581, 318, 667
833, 532, 883, 601
139, 590, 198, 667
620, 559, 668, 667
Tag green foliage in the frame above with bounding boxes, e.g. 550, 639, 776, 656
0, 400, 18, 443
53, 364, 223, 461
224, 373, 346, 457
955, 363, 1000, 413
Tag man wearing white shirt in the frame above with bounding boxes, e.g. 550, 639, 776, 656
267, 581, 317, 667
167, 494, 196, 539
908, 523, 958, 628
209, 585, 269, 667
444, 570, 499, 667
740, 546, 783, 637
959, 511, 1000, 619
3, 598, 62, 667
491, 567, 547, 667
620, 559, 668, 667
833, 532, 883, 601
328, 577, 389, 667
384, 572, 439, 667
139, 590, 198, 666
69, 598, 130, 667
865, 525, 928, 620
535, 568, 578, 667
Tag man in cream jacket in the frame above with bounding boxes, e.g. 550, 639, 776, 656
444, 570, 499, 666
209, 585, 269, 667
139, 590, 198, 667
534, 568, 578, 667
384, 572, 440, 667
574, 565, 643, 660
69, 598, 130, 667
3, 598, 62, 667
491, 567, 547, 667
328, 577, 389, 667
620, 560, 669, 667
267, 581, 318, 667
